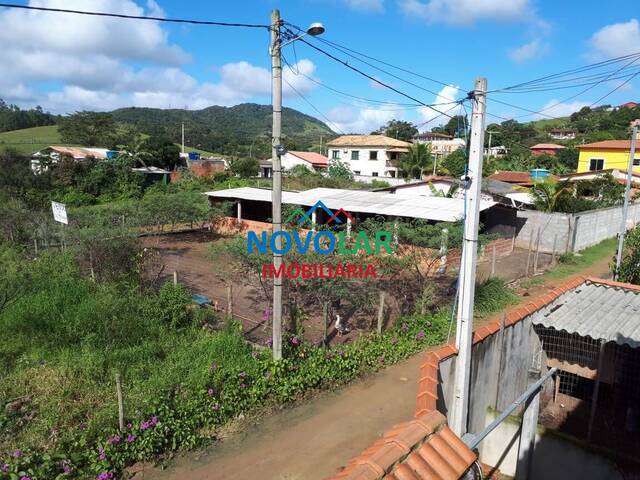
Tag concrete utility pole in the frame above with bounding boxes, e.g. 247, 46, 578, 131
450, 77, 487, 436
615, 125, 638, 279
270, 9, 284, 360
181, 122, 185, 154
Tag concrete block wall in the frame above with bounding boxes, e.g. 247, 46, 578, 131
572, 202, 640, 251
515, 202, 640, 253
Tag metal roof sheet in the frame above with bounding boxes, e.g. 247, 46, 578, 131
205, 187, 497, 222
531, 282, 640, 347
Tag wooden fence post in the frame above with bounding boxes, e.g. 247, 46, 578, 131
491, 245, 497, 277
227, 284, 233, 318
322, 302, 329, 347
533, 228, 541, 274
377, 291, 386, 334
116, 373, 124, 431
526, 231, 534, 277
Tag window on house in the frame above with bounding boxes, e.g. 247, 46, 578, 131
633, 158, 640, 166
369, 150, 378, 160
353, 170, 361, 175
388, 170, 396, 178
371, 172, 379, 177
589, 158, 604, 171
351, 150, 359, 160
331, 150, 340, 160
389, 152, 398, 160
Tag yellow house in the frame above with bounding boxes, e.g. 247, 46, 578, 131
577, 140, 640, 173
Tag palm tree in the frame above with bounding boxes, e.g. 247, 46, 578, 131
119, 136, 152, 168
428, 182, 460, 198
399, 143, 433, 180
527, 178, 574, 212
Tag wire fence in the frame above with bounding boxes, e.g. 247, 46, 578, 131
535, 325, 640, 460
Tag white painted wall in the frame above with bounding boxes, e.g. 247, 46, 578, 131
281, 153, 313, 172
328, 147, 401, 178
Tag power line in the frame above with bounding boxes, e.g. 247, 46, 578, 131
491, 55, 640, 122
0, 3, 271, 28
295, 36, 461, 119
587, 69, 640, 108
285, 24, 463, 93
492, 51, 640, 92
282, 77, 346, 135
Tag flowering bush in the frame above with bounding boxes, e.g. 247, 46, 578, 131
0, 310, 448, 480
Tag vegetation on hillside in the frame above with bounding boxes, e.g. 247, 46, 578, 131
0, 100, 57, 133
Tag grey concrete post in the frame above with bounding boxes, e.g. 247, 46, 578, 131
516, 386, 541, 480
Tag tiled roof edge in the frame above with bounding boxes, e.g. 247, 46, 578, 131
415, 275, 589, 417
585, 276, 640, 292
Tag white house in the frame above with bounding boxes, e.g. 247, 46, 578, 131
413, 134, 465, 159
325, 135, 411, 179
258, 150, 328, 178
30, 145, 114, 173
548, 128, 577, 140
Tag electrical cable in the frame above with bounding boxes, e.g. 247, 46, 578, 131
294, 36, 462, 119
0, 3, 271, 29
491, 51, 640, 92
282, 77, 346, 135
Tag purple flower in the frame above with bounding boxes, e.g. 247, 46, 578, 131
127, 422, 132, 429
1, 464, 9, 473
291, 336, 300, 346
150, 415, 159, 426
240, 383, 246, 389
127, 434, 136, 443
140, 421, 150, 431
13, 449, 22, 458
62, 459, 73, 474
20, 476, 31, 480
107, 435, 121, 445
212, 403, 220, 410
97, 472, 114, 480
207, 388, 215, 397
98, 446, 106, 461
416, 331, 425, 340
79, 421, 87, 431
238, 371, 246, 378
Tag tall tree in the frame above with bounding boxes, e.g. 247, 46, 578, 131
372, 120, 418, 141
58, 111, 117, 147
399, 143, 433, 179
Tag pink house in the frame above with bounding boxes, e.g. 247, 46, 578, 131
530, 143, 565, 156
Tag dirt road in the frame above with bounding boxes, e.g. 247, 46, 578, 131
138, 353, 424, 480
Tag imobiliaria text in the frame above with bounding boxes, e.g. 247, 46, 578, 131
247, 229, 393, 280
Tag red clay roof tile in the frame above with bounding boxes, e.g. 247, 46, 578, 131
326, 412, 475, 480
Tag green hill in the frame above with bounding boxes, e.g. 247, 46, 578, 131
110, 103, 334, 156
0, 125, 62, 154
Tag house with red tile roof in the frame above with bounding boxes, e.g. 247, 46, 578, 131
530, 143, 565, 156
258, 150, 329, 178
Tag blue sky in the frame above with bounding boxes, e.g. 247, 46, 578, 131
1, 0, 639, 133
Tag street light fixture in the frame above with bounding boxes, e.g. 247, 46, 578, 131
270, 11, 325, 361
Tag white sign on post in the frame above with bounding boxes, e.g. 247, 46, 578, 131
51, 201, 68, 225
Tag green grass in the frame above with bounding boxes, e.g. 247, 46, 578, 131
526, 237, 617, 284
0, 125, 61, 154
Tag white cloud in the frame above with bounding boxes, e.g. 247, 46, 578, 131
418, 85, 462, 129
344, 0, 384, 12
399, 0, 534, 25
0, 0, 320, 113
534, 100, 590, 119
509, 39, 548, 63
588, 19, 640, 59
327, 105, 398, 133
0, 0, 188, 65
